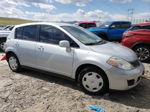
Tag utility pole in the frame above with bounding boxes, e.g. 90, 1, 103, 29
127, 9, 134, 22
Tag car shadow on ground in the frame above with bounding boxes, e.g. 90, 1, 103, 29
19, 68, 150, 110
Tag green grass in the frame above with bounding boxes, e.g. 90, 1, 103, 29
0, 17, 38, 26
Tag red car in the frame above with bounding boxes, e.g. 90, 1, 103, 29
121, 22, 150, 62
75, 22, 96, 29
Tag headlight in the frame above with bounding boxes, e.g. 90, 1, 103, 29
107, 57, 134, 70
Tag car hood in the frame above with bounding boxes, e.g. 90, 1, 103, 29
89, 42, 137, 62
0, 30, 11, 33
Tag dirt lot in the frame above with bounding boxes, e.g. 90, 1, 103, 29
0, 52, 150, 112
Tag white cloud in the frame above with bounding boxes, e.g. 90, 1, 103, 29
32, 3, 56, 12
54, 0, 92, 6
109, 0, 132, 3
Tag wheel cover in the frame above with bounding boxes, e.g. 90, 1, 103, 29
9, 56, 18, 70
135, 47, 150, 61
82, 72, 104, 92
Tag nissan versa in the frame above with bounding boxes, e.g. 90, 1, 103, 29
4, 23, 144, 95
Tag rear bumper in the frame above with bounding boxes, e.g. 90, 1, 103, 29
105, 63, 144, 90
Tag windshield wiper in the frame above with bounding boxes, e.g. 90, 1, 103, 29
85, 40, 106, 45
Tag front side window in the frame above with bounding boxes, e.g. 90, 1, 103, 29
40, 25, 79, 47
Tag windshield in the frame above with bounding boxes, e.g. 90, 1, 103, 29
128, 25, 150, 31
61, 26, 103, 45
3, 26, 14, 31
99, 22, 111, 28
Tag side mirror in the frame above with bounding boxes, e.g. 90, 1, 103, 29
109, 25, 116, 29
59, 40, 70, 48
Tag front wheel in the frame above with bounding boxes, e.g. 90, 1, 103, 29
133, 45, 150, 62
78, 66, 108, 95
7, 54, 22, 72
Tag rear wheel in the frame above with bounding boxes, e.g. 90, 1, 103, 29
133, 45, 150, 62
78, 66, 108, 95
7, 54, 22, 72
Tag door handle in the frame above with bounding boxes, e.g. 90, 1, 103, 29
15, 43, 19, 47
38, 46, 44, 51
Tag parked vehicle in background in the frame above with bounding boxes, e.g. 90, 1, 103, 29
88, 21, 131, 41
5, 22, 144, 95
0, 25, 14, 50
121, 22, 150, 62
0, 26, 5, 30
75, 22, 96, 29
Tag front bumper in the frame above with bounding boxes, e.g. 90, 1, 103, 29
105, 63, 144, 90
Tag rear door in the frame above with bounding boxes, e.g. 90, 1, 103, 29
14, 25, 38, 67
36, 25, 76, 77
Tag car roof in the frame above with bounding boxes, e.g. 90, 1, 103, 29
15, 22, 74, 28
137, 22, 150, 26
111, 21, 131, 23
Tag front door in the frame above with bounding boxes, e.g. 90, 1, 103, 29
36, 25, 74, 77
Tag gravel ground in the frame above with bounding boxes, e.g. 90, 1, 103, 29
0, 52, 150, 112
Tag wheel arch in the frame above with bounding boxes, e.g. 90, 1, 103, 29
131, 42, 150, 49
6, 51, 18, 61
75, 64, 109, 86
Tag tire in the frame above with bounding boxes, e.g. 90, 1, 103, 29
78, 66, 109, 95
133, 45, 150, 62
7, 53, 22, 72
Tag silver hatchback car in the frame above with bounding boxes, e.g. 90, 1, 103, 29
4, 22, 144, 95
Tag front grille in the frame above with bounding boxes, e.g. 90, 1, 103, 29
130, 60, 140, 67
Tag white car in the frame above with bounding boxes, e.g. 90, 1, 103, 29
4, 22, 144, 95
0, 25, 14, 50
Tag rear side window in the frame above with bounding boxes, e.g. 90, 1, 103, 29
22, 25, 38, 41
15, 25, 38, 41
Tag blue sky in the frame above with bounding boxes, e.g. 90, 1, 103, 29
0, 0, 150, 21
